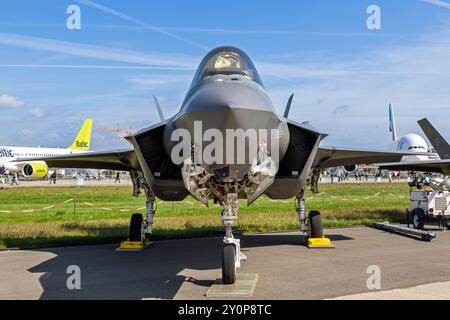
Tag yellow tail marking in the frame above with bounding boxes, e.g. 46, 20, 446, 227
68, 119, 93, 151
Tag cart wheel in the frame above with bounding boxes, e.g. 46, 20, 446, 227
411, 208, 425, 230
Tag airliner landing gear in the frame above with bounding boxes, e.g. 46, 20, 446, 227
221, 193, 246, 284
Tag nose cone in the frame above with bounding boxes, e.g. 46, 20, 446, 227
175, 80, 279, 136
181, 80, 275, 114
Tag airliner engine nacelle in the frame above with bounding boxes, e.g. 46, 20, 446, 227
344, 165, 357, 173
22, 162, 48, 179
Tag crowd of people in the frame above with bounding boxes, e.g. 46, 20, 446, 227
323, 168, 405, 183
0, 166, 127, 186
0, 165, 19, 186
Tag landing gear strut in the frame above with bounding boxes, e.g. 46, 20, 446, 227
296, 192, 332, 248
296, 196, 309, 233
123, 186, 155, 248
221, 193, 246, 284
296, 191, 324, 236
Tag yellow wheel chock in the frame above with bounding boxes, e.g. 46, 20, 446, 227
306, 236, 335, 249
116, 240, 149, 251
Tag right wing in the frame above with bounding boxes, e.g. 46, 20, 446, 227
378, 159, 450, 175
315, 146, 419, 168
18, 149, 140, 171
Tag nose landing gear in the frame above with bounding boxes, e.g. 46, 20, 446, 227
221, 193, 247, 284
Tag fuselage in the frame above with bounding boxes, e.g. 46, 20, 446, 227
162, 47, 290, 182
158, 46, 292, 204
389, 133, 429, 162
0, 146, 84, 176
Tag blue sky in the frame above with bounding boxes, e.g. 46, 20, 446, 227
0, 0, 450, 150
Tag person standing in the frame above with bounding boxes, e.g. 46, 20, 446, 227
50, 171, 57, 184
114, 171, 121, 183
11, 172, 19, 186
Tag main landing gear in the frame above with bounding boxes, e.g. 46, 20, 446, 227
296, 195, 334, 248
120, 191, 155, 250
221, 193, 247, 284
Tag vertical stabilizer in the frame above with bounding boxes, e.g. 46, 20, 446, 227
418, 118, 450, 159
68, 119, 93, 151
153, 96, 165, 122
388, 103, 398, 141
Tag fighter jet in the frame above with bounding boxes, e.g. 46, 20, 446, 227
23, 47, 420, 284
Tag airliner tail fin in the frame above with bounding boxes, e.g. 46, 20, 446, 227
68, 119, 93, 151
389, 103, 398, 141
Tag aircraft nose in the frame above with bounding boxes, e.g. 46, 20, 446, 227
182, 81, 275, 114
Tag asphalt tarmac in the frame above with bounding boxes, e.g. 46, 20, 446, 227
1, 226, 450, 300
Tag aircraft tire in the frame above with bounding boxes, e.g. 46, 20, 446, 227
129, 213, 144, 241
222, 244, 236, 284
309, 211, 323, 238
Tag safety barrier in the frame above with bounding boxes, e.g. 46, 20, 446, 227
0, 190, 409, 214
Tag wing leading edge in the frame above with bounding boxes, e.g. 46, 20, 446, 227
378, 160, 450, 175
17, 149, 140, 172
315, 146, 424, 168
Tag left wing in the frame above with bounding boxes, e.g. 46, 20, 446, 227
17, 149, 140, 171
378, 159, 450, 175
314, 146, 421, 168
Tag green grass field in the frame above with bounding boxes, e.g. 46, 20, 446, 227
0, 183, 410, 249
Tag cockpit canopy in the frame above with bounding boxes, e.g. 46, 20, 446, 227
189, 46, 263, 90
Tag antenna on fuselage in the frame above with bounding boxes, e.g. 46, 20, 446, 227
283, 94, 294, 119
153, 96, 165, 122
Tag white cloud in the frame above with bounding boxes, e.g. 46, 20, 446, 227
127, 75, 193, 89
0, 94, 25, 108
0, 33, 199, 68
75, 0, 207, 50
29, 107, 43, 118
256, 27, 450, 148
19, 128, 34, 138
423, 0, 450, 10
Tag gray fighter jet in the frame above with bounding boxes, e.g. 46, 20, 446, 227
23, 47, 419, 284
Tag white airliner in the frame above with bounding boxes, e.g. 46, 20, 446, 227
388, 104, 429, 161
0, 119, 93, 178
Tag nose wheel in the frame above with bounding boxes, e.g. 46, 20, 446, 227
220, 193, 246, 284
222, 244, 236, 284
